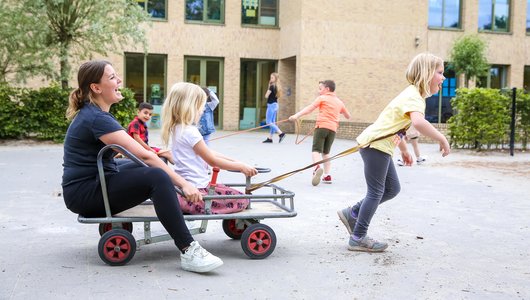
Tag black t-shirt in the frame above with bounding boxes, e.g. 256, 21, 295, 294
267, 84, 277, 104
62, 103, 124, 187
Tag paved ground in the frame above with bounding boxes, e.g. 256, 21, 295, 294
1, 129, 529, 299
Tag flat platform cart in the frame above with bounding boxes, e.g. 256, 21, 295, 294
78, 144, 297, 266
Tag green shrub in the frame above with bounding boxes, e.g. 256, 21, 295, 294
448, 88, 510, 150
0, 84, 137, 143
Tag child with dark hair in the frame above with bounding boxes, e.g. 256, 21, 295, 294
127, 102, 173, 163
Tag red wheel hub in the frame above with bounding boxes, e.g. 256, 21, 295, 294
247, 229, 271, 254
103, 236, 131, 262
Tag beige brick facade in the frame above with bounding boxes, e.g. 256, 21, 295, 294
61, 1, 530, 139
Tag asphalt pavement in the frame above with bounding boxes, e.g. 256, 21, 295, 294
1, 129, 529, 299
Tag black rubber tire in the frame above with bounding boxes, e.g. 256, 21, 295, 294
241, 223, 276, 259
98, 229, 136, 266
222, 219, 248, 240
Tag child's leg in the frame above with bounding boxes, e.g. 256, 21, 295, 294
322, 129, 336, 174
352, 147, 400, 239
410, 137, 421, 158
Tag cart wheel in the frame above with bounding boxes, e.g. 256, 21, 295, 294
99, 222, 133, 236
98, 229, 136, 266
222, 219, 248, 240
241, 223, 276, 259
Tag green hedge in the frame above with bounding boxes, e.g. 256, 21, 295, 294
448, 87, 530, 150
0, 83, 137, 142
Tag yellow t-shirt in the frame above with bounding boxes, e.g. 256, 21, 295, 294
356, 85, 425, 156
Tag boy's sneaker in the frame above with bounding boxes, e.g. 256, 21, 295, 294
416, 156, 426, 165
262, 138, 273, 143
396, 159, 404, 166
312, 166, 324, 186
348, 235, 388, 252
181, 241, 223, 273
337, 207, 357, 234
322, 175, 332, 184
279, 133, 286, 143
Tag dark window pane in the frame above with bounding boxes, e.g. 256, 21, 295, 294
207, 0, 222, 21
242, 0, 277, 26
125, 54, 145, 104
148, 0, 166, 18
146, 55, 166, 105
186, 0, 204, 21
524, 66, 530, 91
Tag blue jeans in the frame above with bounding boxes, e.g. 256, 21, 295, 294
352, 147, 401, 238
266, 102, 280, 135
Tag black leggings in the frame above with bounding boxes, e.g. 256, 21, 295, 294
63, 161, 193, 251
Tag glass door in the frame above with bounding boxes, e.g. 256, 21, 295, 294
240, 60, 276, 129
184, 57, 224, 128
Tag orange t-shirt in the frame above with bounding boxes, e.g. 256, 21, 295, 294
311, 92, 347, 132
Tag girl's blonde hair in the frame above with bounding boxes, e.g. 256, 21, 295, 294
270, 72, 283, 99
405, 53, 444, 98
161, 82, 207, 146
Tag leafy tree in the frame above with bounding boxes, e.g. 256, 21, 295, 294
448, 34, 489, 87
3, 0, 151, 89
0, 3, 54, 83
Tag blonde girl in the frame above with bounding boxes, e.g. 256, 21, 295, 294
337, 53, 450, 252
162, 82, 258, 214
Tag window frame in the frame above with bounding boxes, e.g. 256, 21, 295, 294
124, 53, 168, 105
185, 0, 225, 24
241, 0, 279, 28
137, 0, 168, 21
477, 65, 509, 89
428, 0, 463, 30
478, 0, 511, 33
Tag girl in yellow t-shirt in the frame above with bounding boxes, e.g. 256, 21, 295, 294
337, 53, 451, 252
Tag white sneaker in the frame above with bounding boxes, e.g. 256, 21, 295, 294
396, 159, 404, 166
181, 241, 223, 273
416, 156, 426, 165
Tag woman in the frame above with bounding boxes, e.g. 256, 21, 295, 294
262, 72, 286, 143
61, 60, 222, 273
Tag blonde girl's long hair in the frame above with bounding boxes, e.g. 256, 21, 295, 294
270, 72, 283, 99
405, 53, 444, 98
66, 60, 110, 120
161, 82, 207, 146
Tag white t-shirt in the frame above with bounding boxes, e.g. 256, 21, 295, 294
171, 125, 210, 188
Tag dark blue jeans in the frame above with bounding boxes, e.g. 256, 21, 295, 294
352, 147, 401, 238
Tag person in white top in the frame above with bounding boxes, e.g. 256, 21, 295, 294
161, 82, 258, 215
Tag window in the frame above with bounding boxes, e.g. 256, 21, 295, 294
428, 0, 462, 29
125, 53, 167, 105
478, 0, 510, 32
477, 65, 509, 89
185, 0, 224, 23
426, 65, 456, 123
242, 0, 278, 27
527, 0, 530, 33
137, 0, 166, 19
524, 66, 530, 91
184, 57, 224, 128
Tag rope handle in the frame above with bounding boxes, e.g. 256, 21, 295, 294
246, 126, 409, 193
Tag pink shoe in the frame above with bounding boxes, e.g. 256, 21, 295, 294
322, 175, 332, 184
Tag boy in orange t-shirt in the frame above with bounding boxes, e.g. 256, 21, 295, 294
289, 80, 351, 186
